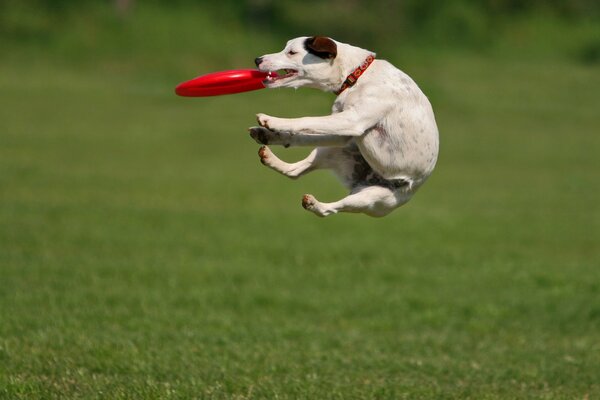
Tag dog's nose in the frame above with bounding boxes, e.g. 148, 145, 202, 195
254, 57, 263, 67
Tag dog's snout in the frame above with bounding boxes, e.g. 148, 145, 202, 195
254, 57, 264, 68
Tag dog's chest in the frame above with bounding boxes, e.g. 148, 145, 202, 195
332, 98, 345, 114
331, 89, 362, 114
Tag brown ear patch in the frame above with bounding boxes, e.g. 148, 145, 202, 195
304, 36, 337, 59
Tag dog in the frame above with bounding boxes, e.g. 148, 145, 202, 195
249, 36, 439, 217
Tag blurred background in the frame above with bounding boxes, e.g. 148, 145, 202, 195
1, 0, 599, 398
3, 0, 600, 72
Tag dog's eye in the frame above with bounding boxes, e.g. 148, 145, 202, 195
287, 50, 298, 56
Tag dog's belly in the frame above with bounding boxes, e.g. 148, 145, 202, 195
357, 114, 439, 184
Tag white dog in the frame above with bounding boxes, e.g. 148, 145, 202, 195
250, 36, 439, 217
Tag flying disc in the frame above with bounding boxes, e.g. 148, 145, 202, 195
175, 69, 275, 97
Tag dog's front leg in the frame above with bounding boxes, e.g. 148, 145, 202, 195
257, 109, 382, 137
249, 126, 351, 147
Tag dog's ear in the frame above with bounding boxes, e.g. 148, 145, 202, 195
304, 36, 337, 59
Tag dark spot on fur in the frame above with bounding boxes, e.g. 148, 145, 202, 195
348, 147, 409, 191
368, 124, 389, 147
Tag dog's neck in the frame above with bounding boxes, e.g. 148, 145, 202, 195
330, 43, 376, 94
335, 54, 375, 95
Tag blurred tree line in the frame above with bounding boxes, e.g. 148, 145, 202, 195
1, 0, 599, 64
3, 0, 598, 40
5, 0, 599, 29
9, 0, 599, 17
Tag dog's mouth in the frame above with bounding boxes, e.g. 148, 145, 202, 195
263, 69, 298, 85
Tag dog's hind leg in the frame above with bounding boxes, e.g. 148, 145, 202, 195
301, 185, 407, 218
258, 145, 344, 179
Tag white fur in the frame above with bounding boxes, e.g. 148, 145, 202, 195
250, 37, 439, 217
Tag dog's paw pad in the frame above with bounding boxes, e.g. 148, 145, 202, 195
302, 194, 316, 210
258, 145, 271, 165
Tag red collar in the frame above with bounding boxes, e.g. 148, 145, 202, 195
335, 54, 375, 95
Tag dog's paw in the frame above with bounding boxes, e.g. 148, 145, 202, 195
249, 126, 272, 145
302, 194, 316, 210
249, 126, 292, 147
256, 113, 272, 129
257, 113, 288, 132
258, 145, 273, 165
302, 194, 336, 217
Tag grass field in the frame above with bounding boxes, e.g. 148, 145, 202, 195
1, 31, 600, 399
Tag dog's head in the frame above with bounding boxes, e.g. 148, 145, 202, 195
255, 36, 357, 92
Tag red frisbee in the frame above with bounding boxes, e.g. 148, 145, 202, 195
175, 69, 275, 97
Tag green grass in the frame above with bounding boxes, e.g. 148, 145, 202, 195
1, 23, 600, 399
